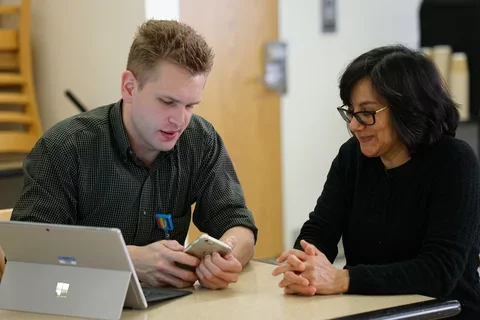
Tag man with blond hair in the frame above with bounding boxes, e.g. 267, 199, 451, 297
10, 20, 257, 290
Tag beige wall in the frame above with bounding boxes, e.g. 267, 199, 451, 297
1, 0, 146, 129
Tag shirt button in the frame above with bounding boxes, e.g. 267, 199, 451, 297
378, 240, 383, 244
143, 211, 146, 215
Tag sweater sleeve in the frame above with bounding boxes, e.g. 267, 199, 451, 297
347, 140, 480, 297
293, 140, 355, 263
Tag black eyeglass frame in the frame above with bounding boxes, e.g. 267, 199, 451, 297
336, 105, 388, 126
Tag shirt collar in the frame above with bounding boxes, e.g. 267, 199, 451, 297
110, 100, 134, 162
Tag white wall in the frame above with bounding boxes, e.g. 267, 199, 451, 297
145, 0, 179, 20
4, 0, 146, 130
279, 0, 423, 249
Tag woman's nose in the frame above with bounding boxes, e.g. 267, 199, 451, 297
348, 116, 365, 131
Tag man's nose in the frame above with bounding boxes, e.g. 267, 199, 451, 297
168, 107, 186, 126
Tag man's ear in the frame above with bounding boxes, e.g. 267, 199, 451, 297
121, 70, 136, 103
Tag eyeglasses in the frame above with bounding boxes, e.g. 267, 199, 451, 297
337, 105, 388, 126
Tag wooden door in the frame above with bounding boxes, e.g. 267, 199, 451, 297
180, 0, 283, 259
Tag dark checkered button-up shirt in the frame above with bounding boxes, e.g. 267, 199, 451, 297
11, 100, 257, 245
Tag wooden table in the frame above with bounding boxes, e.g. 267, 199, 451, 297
0, 261, 461, 319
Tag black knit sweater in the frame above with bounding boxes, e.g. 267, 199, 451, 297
295, 136, 480, 318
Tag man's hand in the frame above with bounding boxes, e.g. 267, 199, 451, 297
196, 236, 243, 290
0, 245, 5, 279
128, 240, 200, 288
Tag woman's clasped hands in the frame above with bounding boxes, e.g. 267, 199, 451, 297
271, 240, 350, 296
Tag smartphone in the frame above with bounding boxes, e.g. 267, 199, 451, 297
184, 234, 232, 259
175, 234, 233, 272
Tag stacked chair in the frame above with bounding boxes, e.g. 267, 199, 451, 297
0, 0, 42, 169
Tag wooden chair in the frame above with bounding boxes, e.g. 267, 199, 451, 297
0, 208, 12, 279
0, 208, 12, 220
0, 0, 42, 157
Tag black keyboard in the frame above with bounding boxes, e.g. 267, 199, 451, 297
141, 286, 192, 303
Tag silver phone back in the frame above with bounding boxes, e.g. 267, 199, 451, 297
185, 234, 232, 259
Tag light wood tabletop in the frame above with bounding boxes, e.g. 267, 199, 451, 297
0, 260, 438, 320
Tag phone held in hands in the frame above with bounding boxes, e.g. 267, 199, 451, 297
176, 234, 232, 271
184, 234, 233, 259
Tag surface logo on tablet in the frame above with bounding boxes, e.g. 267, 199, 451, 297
55, 282, 70, 298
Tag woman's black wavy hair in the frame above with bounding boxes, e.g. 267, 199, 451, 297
339, 44, 460, 154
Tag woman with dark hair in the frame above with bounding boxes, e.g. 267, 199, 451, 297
272, 45, 480, 318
